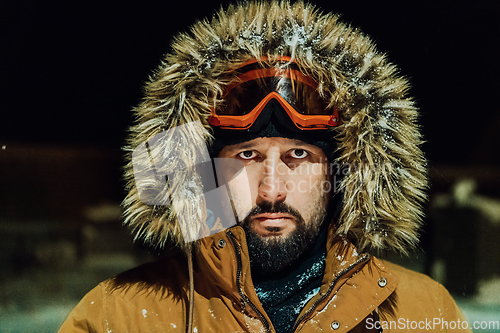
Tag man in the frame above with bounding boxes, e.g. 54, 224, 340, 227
60, 1, 470, 332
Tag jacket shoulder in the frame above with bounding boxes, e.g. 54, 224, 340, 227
59, 254, 189, 332
382, 259, 449, 302
110, 253, 189, 296
383, 260, 437, 287
59, 282, 105, 332
379, 260, 468, 326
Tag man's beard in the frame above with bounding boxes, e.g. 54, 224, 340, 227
241, 200, 327, 274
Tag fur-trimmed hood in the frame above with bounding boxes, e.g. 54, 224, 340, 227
122, 0, 427, 254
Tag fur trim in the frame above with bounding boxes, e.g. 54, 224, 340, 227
122, 0, 427, 253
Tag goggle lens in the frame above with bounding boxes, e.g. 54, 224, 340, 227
210, 60, 338, 130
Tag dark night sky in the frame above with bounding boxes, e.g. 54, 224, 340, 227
1, 0, 499, 166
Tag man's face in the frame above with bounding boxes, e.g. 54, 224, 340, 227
218, 137, 331, 273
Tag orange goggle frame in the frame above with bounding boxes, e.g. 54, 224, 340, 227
209, 58, 339, 130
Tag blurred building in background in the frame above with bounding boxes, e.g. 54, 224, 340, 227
0, 143, 153, 331
428, 167, 500, 302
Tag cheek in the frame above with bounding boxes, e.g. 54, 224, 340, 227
226, 168, 255, 221
289, 173, 330, 220
288, 167, 328, 195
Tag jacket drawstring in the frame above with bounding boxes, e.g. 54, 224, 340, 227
186, 247, 194, 333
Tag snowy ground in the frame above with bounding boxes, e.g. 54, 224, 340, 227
0, 302, 77, 333
0, 253, 142, 333
456, 300, 500, 332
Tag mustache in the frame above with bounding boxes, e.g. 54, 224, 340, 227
243, 201, 303, 223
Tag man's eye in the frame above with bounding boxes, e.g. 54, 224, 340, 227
290, 149, 308, 159
238, 150, 257, 159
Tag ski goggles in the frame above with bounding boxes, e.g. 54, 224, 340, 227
209, 57, 339, 130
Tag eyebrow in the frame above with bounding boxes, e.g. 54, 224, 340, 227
231, 142, 255, 151
288, 140, 310, 147
227, 139, 313, 151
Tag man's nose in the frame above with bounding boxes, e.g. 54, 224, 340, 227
257, 157, 288, 203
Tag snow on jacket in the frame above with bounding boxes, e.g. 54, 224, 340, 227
59, 225, 468, 332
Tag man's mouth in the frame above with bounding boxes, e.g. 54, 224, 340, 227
254, 213, 293, 222
251, 213, 295, 234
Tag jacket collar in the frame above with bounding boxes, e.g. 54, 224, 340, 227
194, 223, 399, 330
195, 223, 398, 294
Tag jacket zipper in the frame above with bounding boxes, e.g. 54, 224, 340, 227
227, 230, 272, 332
290, 253, 371, 332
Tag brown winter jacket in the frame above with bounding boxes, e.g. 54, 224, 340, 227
59, 225, 469, 333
